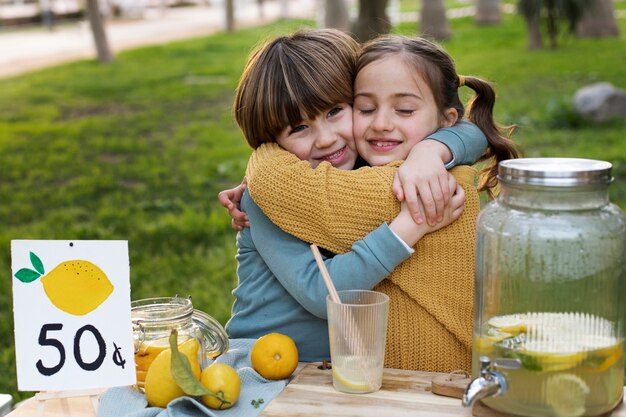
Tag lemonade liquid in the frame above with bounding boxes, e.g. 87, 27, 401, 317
134, 335, 194, 387
134, 334, 217, 387
134, 337, 170, 387
475, 313, 624, 417
332, 355, 383, 394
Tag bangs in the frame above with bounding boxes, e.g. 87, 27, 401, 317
234, 29, 358, 148
266, 42, 354, 136
279, 58, 353, 130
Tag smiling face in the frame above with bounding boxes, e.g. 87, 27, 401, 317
276, 103, 358, 170
353, 54, 456, 167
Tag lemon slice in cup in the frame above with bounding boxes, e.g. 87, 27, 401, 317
332, 367, 371, 392
545, 373, 589, 417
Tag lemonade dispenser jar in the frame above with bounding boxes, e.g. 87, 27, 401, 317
131, 296, 229, 387
463, 158, 626, 417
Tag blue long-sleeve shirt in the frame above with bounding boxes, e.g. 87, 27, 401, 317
226, 191, 412, 361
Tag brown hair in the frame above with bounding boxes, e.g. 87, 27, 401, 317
234, 29, 359, 149
356, 35, 520, 196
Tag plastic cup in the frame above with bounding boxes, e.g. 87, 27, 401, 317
326, 290, 390, 394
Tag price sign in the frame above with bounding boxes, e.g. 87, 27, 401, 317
11, 240, 136, 391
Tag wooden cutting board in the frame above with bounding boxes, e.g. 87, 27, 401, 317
260, 363, 473, 417
261, 363, 626, 417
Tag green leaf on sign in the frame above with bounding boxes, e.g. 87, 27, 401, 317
30, 252, 45, 275
14, 268, 41, 283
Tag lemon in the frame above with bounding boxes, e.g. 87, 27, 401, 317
251, 333, 299, 380
144, 338, 201, 408
14, 252, 114, 316
332, 367, 370, 392
200, 363, 241, 409
523, 340, 587, 372
134, 337, 171, 386
488, 314, 526, 335
545, 373, 589, 417
41, 260, 114, 316
583, 342, 623, 373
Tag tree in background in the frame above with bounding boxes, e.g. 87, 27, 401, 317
226, 0, 234, 32
517, 0, 592, 49
86, 0, 113, 62
420, 0, 451, 40
324, 0, 350, 31
476, 0, 501, 25
352, 0, 390, 42
576, 0, 619, 38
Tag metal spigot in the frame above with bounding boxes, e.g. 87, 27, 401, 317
462, 356, 516, 407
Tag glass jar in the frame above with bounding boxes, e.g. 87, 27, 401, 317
131, 296, 228, 387
472, 158, 625, 417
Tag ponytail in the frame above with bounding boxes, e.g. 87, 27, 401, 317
462, 76, 520, 198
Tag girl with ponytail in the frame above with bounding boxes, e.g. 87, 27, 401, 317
354, 35, 520, 198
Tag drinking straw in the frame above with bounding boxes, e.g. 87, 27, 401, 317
310, 244, 377, 391
310, 244, 340, 303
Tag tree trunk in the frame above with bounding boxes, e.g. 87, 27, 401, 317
475, 0, 501, 25
576, 0, 619, 37
39, 0, 55, 28
351, 0, 390, 42
257, 0, 264, 19
86, 0, 113, 62
525, 13, 542, 49
518, 0, 542, 49
546, 0, 558, 49
324, 0, 350, 31
420, 0, 451, 40
225, 0, 234, 32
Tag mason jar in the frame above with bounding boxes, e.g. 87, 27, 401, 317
131, 296, 228, 387
472, 158, 626, 417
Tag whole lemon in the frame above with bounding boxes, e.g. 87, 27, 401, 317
250, 333, 298, 380
144, 338, 201, 408
41, 260, 113, 316
200, 363, 241, 409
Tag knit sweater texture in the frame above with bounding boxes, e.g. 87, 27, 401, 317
246, 143, 479, 372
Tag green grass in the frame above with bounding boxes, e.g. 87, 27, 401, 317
1, 14, 625, 402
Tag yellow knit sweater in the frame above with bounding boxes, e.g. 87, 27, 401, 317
245, 143, 479, 372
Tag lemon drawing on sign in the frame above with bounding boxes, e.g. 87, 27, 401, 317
14, 251, 114, 316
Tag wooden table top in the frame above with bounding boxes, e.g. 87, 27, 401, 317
6, 364, 626, 417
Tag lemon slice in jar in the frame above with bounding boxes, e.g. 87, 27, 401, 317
545, 373, 589, 417
488, 314, 526, 335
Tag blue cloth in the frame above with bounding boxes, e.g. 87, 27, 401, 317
226, 192, 412, 362
98, 339, 287, 417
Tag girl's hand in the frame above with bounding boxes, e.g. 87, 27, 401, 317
389, 177, 465, 247
392, 141, 453, 226
423, 179, 465, 233
217, 178, 249, 231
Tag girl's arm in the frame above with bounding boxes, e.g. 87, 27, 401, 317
243, 181, 464, 318
246, 143, 477, 255
396, 120, 487, 225
246, 143, 398, 254
427, 120, 488, 168
242, 191, 411, 318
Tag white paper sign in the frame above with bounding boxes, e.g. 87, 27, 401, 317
11, 240, 136, 391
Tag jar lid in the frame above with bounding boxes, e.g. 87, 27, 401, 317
498, 158, 613, 187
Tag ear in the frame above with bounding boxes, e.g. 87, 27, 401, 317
441, 108, 458, 128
